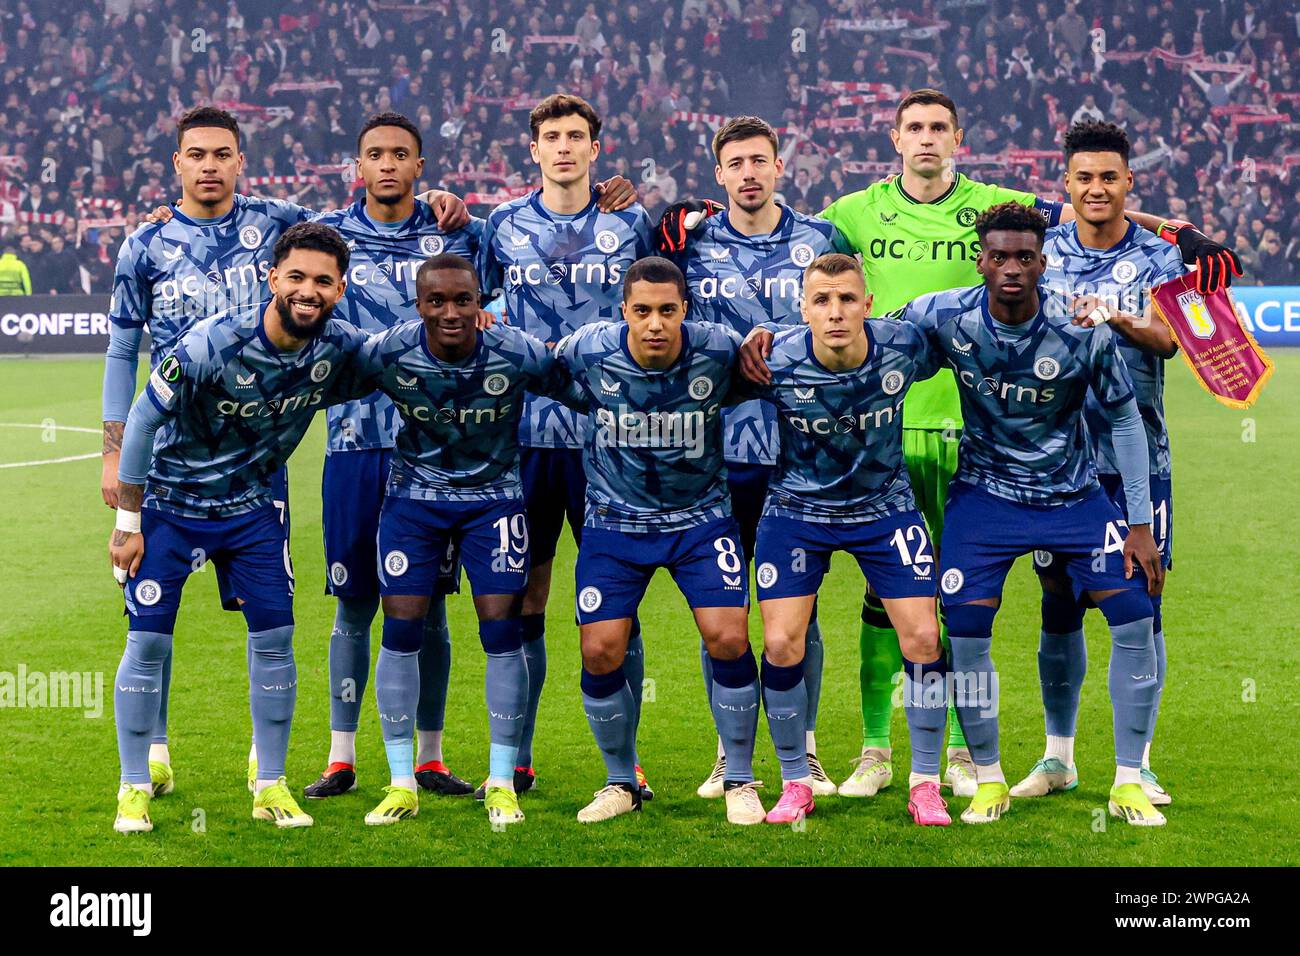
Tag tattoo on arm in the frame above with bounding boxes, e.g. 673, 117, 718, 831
117, 482, 144, 513
103, 421, 124, 454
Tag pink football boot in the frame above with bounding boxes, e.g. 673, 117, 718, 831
765, 780, 815, 824
908, 781, 952, 826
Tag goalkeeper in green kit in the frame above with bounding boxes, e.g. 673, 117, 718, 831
656, 88, 1241, 799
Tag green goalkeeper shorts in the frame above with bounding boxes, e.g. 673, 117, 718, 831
903, 427, 960, 549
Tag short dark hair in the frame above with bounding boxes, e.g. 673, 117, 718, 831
176, 106, 241, 149
529, 93, 602, 141
894, 88, 960, 130
712, 115, 779, 163
1063, 119, 1131, 164
416, 253, 479, 289
272, 222, 350, 274
623, 256, 687, 301
357, 111, 423, 156
974, 201, 1047, 245
804, 252, 864, 285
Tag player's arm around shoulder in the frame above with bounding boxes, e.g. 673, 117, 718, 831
333, 319, 401, 401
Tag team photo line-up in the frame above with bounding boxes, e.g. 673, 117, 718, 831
104, 86, 1242, 834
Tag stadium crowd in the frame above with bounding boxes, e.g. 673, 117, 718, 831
0, 0, 1297, 295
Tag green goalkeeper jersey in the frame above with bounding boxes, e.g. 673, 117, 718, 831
822, 173, 1057, 429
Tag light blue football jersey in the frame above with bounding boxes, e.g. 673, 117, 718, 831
480, 188, 654, 450
315, 199, 485, 453
553, 320, 741, 532
1042, 220, 1184, 477
899, 284, 1138, 506
357, 321, 576, 501
109, 194, 313, 364
672, 204, 849, 466
140, 302, 373, 518
742, 323, 941, 521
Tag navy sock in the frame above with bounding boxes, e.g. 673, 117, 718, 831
516, 613, 546, 768
249, 624, 297, 780
115, 629, 172, 785
902, 654, 949, 776
1097, 592, 1157, 768
581, 666, 637, 786
1038, 590, 1087, 738
416, 596, 451, 732
150, 646, 172, 744
761, 655, 808, 781
803, 609, 824, 734
946, 604, 1000, 766
328, 595, 378, 733
710, 648, 760, 783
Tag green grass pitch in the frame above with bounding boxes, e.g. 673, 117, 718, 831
1, 353, 1295, 866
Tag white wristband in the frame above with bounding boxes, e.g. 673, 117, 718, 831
115, 509, 142, 534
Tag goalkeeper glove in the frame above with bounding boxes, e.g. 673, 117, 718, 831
656, 199, 723, 254
1156, 219, 1243, 295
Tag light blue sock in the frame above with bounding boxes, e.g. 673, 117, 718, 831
416, 596, 451, 732
375, 615, 422, 781
1039, 589, 1087, 738
116, 630, 172, 785
761, 655, 809, 781
329, 595, 378, 733
480, 619, 527, 778
150, 646, 172, 744
709, 648, 760, 783
947, 604, 1000, 766
580, 667, 637, 786
700, 639, 713, 706
1150, 597, 1166, 741
1097, 593, 1157, 768
902, 655, 949, 776
248, 624, 297, 780
516, 614, 546, 768
624, 619, 645, 733
803, 610, 824, 733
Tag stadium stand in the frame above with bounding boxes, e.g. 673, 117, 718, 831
0, 0, 1296, 293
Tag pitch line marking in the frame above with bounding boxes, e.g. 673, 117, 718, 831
0, 422, 101, 469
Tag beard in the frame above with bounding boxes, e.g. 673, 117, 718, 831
371, 187, 405, 205
275, 293, 334, 340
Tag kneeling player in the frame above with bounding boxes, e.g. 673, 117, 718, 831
555, 258, 763, 825
108, 223, 376, 832
358, 255, 579, 828
741, 254, 952, 825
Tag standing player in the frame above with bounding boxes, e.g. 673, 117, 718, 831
661, 116, 850, 799
302, 112, 486, 800
1013, 122, 1184, 807
739, 254, 952, 826
903, 204, 1163, 825
102, 106, 470, 794
107, 223, 375, 832
674, 88, 1240, 800
480, 93, 655, 798
355, 255, 581, 828
553, 258, 762, 825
